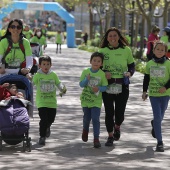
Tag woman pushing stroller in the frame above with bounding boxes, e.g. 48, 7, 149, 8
0, 19, 33, 77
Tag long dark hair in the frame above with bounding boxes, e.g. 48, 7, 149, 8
39, 55, 51, 65
1, 19, 24, 40
100, 27, 129, 48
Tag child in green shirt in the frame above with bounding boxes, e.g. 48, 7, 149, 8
33, 55, 66, 145
79, 52, 108, 148
55, 31, 63, 54
142, 41, 170, 152
23, 25, 34, 41
30, 28, 47, 56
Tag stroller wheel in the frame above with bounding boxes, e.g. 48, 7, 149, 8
23, 141, 26, 152
28, 141, 32, 152
27, 137, 32, 152
0, 136, 2, 151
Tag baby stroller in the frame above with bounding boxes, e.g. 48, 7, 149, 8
0, 74, 33, 152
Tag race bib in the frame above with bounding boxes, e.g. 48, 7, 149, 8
150, 66, 165, 77
40, 80, 56, 93
8, 59, 21, 68
106, 83, 122, 94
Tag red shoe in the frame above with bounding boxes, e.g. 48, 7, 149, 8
94, 139, 101, 148
82, 129, 88, 142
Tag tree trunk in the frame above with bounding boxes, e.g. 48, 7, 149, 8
139, 14, 145, 58
89, 7, 93, 39
134, 12, 140, 48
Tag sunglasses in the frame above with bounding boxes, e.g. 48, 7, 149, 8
10, 25, 22, 30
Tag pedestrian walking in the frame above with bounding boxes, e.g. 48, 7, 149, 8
22, 24, 34, 41
83, 32, 88, 45
33, 55, 67, 145
30, 27, 47, 56
55, 31, 63, 54
80, 52, 108, 148
142, 41, 170, 152
160, 26, 170, 58
98, 27, 135, 146
146, 25, 160, 61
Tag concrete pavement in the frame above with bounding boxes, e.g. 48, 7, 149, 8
0, 44, 170, 170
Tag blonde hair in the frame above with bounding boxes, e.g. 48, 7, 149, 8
151, 25, 160, 33
153, 41, 168, 52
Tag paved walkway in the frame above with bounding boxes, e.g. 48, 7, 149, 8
0, 44, 170, 170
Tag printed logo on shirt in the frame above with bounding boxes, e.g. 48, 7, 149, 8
88, 76, 101, 87
8, 58, 21, 68
150, 66, 165, 77
40, 79, 56, 93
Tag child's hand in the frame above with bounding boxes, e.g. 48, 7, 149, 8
105, 72, 111, 79
159, 87, 166, 93
142, 92, 148, 101
92, 86, 99, 93
87, 74, 90, 80
16, 92, 24, 99
5, 97, 11, 100
59, 85, 67, 97
26, 73, 32, 81
2, 83, 9, 88
62, 86, 67, 94
124, 72, 131, 77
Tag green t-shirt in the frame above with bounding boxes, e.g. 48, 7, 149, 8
55, 34, 62, 44
125, 35, 131, 44
42, 29, 47, 36
160, 35, 170, 50
30, 36, 47, 55
23, 30, 33, 41
33, 71, 61, 108
30, 36, 47, 46
145, 60, 170, 96
0, 37, 32, 67
99, 46, 134, 78
160, 35, 168, 43
80, 68, 108, 108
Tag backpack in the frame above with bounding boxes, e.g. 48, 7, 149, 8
1, 36, 36, 69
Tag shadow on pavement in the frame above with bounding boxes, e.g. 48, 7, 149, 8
0, 45, 170, 170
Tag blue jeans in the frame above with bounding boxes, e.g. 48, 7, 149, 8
82, 107, 101, 139
149, 96, 170, 142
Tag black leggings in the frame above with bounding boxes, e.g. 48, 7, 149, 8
56, 43, 61, 52
38, 107, 57, 137
102, 85, 129, 133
